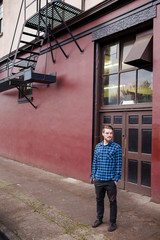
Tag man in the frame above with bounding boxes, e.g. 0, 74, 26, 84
92, 125, 122, 232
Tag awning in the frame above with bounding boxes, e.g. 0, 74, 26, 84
124, 34, 153, 67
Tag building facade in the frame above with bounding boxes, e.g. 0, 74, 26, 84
0, 0, 160, 203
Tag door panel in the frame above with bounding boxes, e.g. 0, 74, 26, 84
125, 111, 152, 196
100, 111, 152, 196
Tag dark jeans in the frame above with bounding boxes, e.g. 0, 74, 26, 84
94, 179, 117, 224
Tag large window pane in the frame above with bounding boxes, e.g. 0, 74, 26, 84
114, 128, 122, 147
129, 129, 138, 152
120, 71, 136, 105
141, 161, 151, 187
137, 69, 153, 103
122, 40, 135, 70
104, 43, 119, 74
104, 74, 118, 105
128, 159, 138, 183
142, 129, 152, 154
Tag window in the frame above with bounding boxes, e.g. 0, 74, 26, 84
0, 0, 3, 33
18, 83, 33, 103
137, 69, 153, 103
103, 31, 153, 106
104, 42, 119, 74
104, 74, 118, 105
120, 71, 136, 104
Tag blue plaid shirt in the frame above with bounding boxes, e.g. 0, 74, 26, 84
92, 141, 122, 182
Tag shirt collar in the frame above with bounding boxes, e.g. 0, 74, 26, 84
100, 140, 113, 146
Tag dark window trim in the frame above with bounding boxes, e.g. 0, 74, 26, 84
96, 21, 153, 112
92, 4, 156, 41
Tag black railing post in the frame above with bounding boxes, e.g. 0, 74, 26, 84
24, 0, 26, 22
54, 5, 84, 54
36, 0, 38, 12
45, 0, 48, 36
7, 0, 24, 76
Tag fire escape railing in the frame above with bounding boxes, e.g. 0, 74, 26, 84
0, 0, 83, 108
7, 0, 45, 77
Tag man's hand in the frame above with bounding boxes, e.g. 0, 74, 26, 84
90, 176, 93, 184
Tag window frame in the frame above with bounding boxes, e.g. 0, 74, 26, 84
101, 32, 153, 109
18, 83, 33, 103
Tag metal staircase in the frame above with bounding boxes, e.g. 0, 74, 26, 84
0, 0, 83, 108
10, 24, 45, 75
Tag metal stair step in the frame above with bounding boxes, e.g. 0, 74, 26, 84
20, 40, 42, 47
18, 49, 40, 55
23, 31, 44, 39
13, 65, 32, 69
16, 57, 37, 62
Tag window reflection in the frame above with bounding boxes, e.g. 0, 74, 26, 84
122, 40, 135, 70
120, 71, 136, 104
137, 69, 153, 103
104, 43, 119, 74
104, 74, 118, 105
102, 35, 153, 106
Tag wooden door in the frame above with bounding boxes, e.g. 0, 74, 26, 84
100, 111, 152, 196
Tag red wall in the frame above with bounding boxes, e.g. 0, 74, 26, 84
1, 0, 160, 202
0, 34, 94, 182
152, 4, 160, 202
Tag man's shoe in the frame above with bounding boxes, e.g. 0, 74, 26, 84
108, 223, 117, 232
92, 220, 103, 228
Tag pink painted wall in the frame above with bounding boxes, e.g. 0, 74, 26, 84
0, 0, 160, 203
152, 4, 160, 202
0, 34, 94, 182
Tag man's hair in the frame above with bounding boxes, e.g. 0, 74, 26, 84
102, 125, 113, 133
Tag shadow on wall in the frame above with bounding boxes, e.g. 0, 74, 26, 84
2, 88, 17, 97
55, 75, 78, 89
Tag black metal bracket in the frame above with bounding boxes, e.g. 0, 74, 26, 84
48, 26, 68, 59
48, 34, 56, 64
16, 86, 37, 109
38, 11, 69, 61
54, 5, 84, 54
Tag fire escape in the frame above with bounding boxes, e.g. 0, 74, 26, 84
0, 0, 83, 108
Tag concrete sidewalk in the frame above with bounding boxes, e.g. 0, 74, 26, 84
0, 156, 159, 240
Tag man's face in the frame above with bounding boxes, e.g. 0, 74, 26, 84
102, 128, 113, 143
